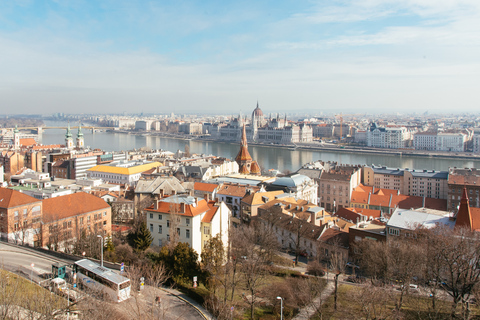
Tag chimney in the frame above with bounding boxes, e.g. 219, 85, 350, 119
154, 200, 159, 210
310, 210, 317, 225
180, 202, 185, 213
160, 189, 164, 198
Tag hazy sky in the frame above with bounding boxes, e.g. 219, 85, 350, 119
1, 0, 479, 115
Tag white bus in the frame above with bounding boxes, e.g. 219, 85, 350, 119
74, 259, 131, 302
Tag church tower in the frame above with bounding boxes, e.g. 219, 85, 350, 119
13, 125, 20, 150
76, 123, 85, 149
65, 123, 74, 150
235, 124, 253, 174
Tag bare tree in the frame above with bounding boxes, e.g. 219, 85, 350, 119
425, 226, 480, 319
347, 283, 395, 320
120, 262, 171, 320
319, 236, 347, 311
232, 223, 278, 319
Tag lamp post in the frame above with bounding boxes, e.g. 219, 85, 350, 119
30, 263, 34, 282
97, 235, 103, 267
277, 296, 283, 320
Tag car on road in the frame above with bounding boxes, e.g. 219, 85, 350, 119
346, 262, 360, 269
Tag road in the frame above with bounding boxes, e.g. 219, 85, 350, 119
0, 242, 209, 320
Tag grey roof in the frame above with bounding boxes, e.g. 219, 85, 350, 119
296, 168, 323, 180
370, 166, 448, 179
272, 174, 310, 188
408, 169, 448, 179
135, 176, 185, 194
371, 166, 405, 176
161, 195, 202, 205
75, 259, 129, 285
207, 177, 262, 186
387, 207, 454, 230
307, 206, 324, 214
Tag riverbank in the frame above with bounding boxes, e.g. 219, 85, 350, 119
110, 129, 480, 163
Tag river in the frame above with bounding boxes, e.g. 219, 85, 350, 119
39, 121, 480, 173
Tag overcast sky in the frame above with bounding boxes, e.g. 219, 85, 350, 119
1, 0, 479, 115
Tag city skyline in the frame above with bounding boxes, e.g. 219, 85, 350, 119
1, 1, 479, 115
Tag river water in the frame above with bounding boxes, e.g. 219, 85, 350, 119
39, 121, 480, 173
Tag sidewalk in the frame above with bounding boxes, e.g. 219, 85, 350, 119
160, 286, 215, 320
292, 274, 337, 320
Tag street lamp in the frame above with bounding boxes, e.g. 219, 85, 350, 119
30, 263, 35, 282
277, 296, 283, 320
97, 235, 103, 267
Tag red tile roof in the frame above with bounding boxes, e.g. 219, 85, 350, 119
0, 188, 41, 208
194, 182, 218, 193
42, 192, 110, 220
455, 188, 480, 231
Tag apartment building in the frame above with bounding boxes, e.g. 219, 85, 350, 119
367, 123, 412, 149
0, 188, 43, 246
42, 192, 112, 250
448, 168, 480, 211
87, 161, 162, 186
362, 166, 448, 199
318, 165, 361, 212
145, 195, 231, 257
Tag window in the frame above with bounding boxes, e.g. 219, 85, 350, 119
186, 229, 190, 239
23, 208, 28, 216
177, 228, 180, 236
158, 225, 162, 234
167, 220, 170, 227
103, 221, 107, 226
186, 218, 190, 226
150, 224, 153, 232
104, 211, 107, 216
167, 234, 170, 241
389, 228, 399, 236
204, 226, 210, 234
80, 217, 84, 224
158, 239, 162, 246
158, 214, 162, 220
150, 213, 153, 219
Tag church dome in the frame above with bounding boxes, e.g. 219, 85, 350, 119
252, 102, 263, 117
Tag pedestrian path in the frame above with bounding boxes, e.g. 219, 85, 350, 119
292, 275, 336, 320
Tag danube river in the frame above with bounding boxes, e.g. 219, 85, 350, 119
39, 121, 480, 173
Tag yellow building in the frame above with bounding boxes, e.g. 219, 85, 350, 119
87, 161, 162, 186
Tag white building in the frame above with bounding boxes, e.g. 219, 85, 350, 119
367, 123, 411, 149
145, 195, 231, 258
268, 174, 318, 205
413, 132, 437, 151
436, 133, 466, 152
87, 161, 162, 186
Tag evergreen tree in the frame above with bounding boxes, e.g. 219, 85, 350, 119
127, 222, 153, 252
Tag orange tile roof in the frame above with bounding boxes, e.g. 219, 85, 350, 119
202, 202, 219, 223
0, 188, 41, 208
19, 138, 37, 147
194, 182, 218, 193
351, 190, 447, 211
42, 192, 110, 220
145, 198, 210, 217
217, 183, 258, 198
32, 144, 62, 150
242, 190, 284, 206
349, 207, 382, 218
